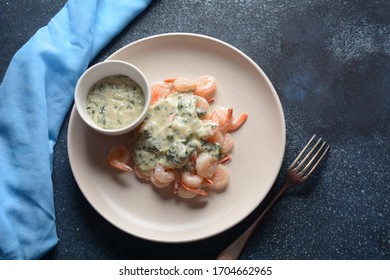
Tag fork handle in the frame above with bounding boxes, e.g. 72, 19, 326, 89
216, 184, 288, 260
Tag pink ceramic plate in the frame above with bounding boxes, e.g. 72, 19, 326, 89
68, 33, 285, 242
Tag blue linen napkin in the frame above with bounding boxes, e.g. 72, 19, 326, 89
0, 0, 151, 260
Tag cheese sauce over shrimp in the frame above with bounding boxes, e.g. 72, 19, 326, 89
108, 75, 247, 199
133, 92, 220, 173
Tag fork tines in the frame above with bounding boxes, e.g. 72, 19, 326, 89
289, 134, 329, 179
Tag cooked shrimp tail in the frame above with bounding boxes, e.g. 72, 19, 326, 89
219, 154, 232, 164
163, 78, 176, 83
181, 183, 208, 196
206, 97, 215, 104
219, 108, 248, 133
229, 113, 248, 132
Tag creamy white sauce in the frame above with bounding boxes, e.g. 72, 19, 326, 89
86, 75, 145, 129
132, 92, 221, 173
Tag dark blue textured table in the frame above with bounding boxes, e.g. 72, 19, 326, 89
1, 0, 389, 260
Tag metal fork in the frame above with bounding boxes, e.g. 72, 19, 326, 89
217, 135, 330, 260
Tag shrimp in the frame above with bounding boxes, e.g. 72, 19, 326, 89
150, 173, 171, 188
154, 164, 176, 184
229, 113, 248, 132
134, 166, 150, 181
215, 107, 229, 126
195, 96, 210, 112
199, 110, 219, 140
107, 145, 132, 172
165, 77, 196, 92
194, 75, 217, 99
218, 108, 248, 133
195, 152, 218, 178
181, 171, 204, 188
210, 130, 234, 154
177, 185, 197, 199
207, 164, 229, 191
150, 164, 175, 188
151, 82, 172, 105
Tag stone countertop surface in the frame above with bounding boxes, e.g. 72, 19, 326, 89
1, 0, 389, 260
